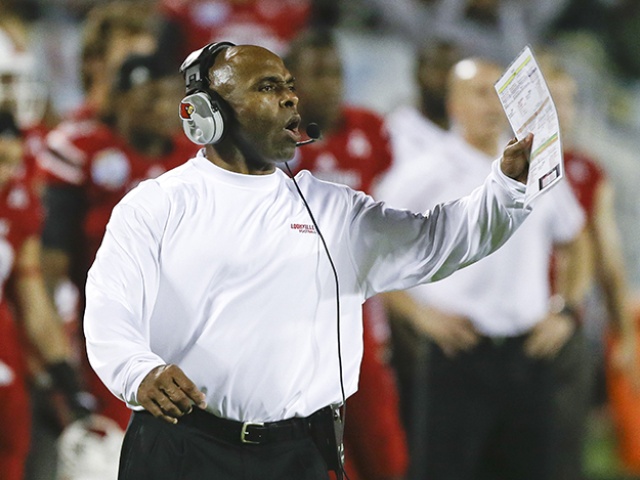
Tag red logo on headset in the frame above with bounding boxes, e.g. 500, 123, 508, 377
180, 102, 195, 120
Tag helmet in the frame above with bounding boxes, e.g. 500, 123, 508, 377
0, 28, 47, 129
56, 414, 125, 480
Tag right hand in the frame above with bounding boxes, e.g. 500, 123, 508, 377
500, 133, 533, 183
409, 307, 481, 358
137, 364, 207, 424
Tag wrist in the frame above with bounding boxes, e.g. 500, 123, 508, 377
548, 294, 581, 326
47, 360, 80, 397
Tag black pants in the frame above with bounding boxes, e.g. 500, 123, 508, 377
118, 411, 330, 480
422, 332, 585, 480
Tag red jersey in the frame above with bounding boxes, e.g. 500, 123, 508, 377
22, 122, 52, 196
0, 172, 42, 373
159, 0, 311, 56
563, 149, 605, 222
342, 297, 409, 479
293, 107, 393, 195
38, 119, 198, 268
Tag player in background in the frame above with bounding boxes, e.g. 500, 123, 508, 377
155, 0, 339, 69
541, 54, 639, 480
73, 0, 159, 122
384, 40, 462, 170
375, 57, 586, 480
285, 29, 408, 480
0, 24, 97, 480
38, 53, 199, 433
0, 110, 86, 480
0, 25, 55, 195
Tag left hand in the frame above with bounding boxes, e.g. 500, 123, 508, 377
500, 133, 533, 183
524, 312, 575, 359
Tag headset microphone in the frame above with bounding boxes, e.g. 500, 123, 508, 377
296, 123, 321, 147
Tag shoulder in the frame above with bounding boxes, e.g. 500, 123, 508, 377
40, 119, 118, 185
294, 169, 360, 201
49, 118, 111, 147
564, 149, 606, 183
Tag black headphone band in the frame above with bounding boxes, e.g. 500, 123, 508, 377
180, 41, 236, 95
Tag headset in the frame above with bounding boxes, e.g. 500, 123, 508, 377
178, 41, 236, 145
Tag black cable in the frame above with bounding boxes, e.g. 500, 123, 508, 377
285, 162, 350, 480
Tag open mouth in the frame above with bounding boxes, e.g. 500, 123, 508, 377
284, 116, 301, 141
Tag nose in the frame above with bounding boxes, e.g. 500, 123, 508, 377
280, 90, 298, 109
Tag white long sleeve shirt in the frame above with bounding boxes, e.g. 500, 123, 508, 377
84, 149, 530, 422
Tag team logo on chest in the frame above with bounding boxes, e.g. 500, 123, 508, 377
290, 223, 316, 234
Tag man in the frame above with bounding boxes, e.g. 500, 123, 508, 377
384, 40, 461, 170
285, 29, 407, 480
75, 1, 158, 122
375, 57, 585, 480
83, 42, 533, 479
543, 56, 638, 480
0, 111, 85, 480
38, 53, 197, 431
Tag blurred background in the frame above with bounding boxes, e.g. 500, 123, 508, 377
1, 1, 640, 479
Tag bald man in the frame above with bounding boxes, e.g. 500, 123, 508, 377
83, 45, 535, 479
376, 58, 586, 480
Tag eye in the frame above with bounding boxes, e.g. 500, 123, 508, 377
259, 84, 274, 92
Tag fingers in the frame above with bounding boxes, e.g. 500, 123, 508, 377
514, 133, 533, 151
524, 315, 573, 359
501, 133, 533, 183
172, 369, 208, 409
436, 318, 480, 358
137, 364, 207, 424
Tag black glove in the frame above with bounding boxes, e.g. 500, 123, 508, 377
47, 361, 96, 420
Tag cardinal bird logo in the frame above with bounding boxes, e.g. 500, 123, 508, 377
180, 102, 195, 119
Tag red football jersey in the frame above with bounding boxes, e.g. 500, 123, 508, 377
38, 118, 198, 266
159, 0, 311, 56
563, 149, 605, 221
292, 107, 393, 195
0, 172, 43, 375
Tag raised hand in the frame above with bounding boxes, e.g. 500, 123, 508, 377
500, 133, 533, 184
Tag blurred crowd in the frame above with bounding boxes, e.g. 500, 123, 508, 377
0, 0, 640, 479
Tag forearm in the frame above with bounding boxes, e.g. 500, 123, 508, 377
15, 237, 69, 363
554, 229, 591, 307
359, 159, 530, 295
84, 198, 167, 405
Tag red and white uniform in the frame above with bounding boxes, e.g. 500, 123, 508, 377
38, 118, 198, 429
0, 172, 43, 480
159, 0, 311, 56
563, 149, 605, 221
293, 107, 393, 194
40, 119, 196, 275
292, 106, 407, 480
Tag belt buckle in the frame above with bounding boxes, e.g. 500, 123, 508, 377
240, 422, 265, 444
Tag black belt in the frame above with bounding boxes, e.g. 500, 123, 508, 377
172, 407, 318, 446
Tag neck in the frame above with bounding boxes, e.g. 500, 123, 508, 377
419, 94, 448, 129
204, 143, 274, 175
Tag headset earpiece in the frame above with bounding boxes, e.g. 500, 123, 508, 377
179, 92, 225, 145
178, 41, 236, 145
